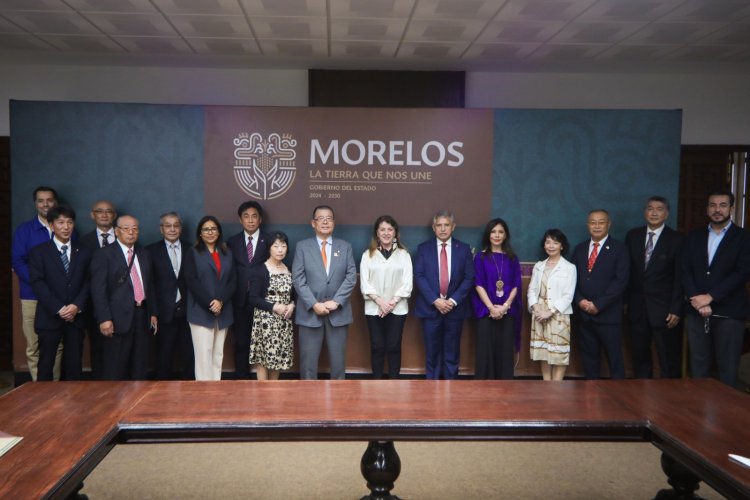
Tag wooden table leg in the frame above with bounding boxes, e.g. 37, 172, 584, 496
654, 452, 706, 500
360, 440, 401, 500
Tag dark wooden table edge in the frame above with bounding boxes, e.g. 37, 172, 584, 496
648, 423, 750, 500
43, 425, 120, 500
115, 419, 650, 443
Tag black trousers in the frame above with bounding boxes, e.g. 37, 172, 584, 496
232, 304, 254, 379
101, 306, 149, 381
629, 315, 682, 379
686, 314, 745, 388
366, 314, 407, 379
579, 320, 625, 380
475, 316, 515, 380
85, 310, 104, 380
156, 315, 194, 380
37, 323, 84, 381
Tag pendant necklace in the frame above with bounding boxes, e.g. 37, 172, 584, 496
492, 252, 505, 298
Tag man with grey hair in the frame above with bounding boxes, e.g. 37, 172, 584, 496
147, 212, 194, 379
414, 210, 475, 379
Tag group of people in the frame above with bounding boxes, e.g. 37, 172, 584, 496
12, 186, 750, 388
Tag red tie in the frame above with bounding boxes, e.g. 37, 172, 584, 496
587, 242, 599, 272
439, 242, 449, 297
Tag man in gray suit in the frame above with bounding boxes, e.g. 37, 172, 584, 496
292, 205, 357, 380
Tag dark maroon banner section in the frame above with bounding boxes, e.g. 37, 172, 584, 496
204, 106, 493, 225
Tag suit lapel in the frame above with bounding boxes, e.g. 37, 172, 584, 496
710, 225, 738, 268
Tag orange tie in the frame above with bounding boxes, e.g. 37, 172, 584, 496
321, 239, 328, 271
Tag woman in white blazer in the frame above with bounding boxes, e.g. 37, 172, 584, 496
360, 215, 412, 379
527, 229, 576, 380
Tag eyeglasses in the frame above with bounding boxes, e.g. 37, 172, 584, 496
117, 226, 139, 233
93, 209, 115, 214
161, 224, 182, 229
201, 227, 219, 234
314, 216, 334, 223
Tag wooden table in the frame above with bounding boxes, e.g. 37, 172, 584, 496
1, 380, 748, 499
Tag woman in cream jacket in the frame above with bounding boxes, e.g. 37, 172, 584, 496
527, 229, 576, 380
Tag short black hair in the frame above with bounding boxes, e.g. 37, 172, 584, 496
708, 189, 735, 207
541, 228, 569, 256
269, 230, 289, 246
312, 205, 335, 219
646, 196, 670, 211
237, 200, 264, 218
33, 186, 57, 202
46, 205, 76, 223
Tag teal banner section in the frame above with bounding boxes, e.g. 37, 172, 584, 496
10, 101, 681, 263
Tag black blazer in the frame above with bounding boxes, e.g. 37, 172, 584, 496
90, 242, 156, 333
183, 246, 236, 329
681, 223, 750, 320
572, 236, 630, 324
625, 225, 685, 326
227, 231, 270, 308
29, 240, 91, 330
147, 239, 188, 324
247, 264, 296, 312
79, 229, 114, 252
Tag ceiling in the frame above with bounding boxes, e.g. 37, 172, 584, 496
1, 0, 750, 72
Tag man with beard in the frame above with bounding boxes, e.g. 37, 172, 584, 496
681, 190, 750, 388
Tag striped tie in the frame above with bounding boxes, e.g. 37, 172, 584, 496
60, 245, 70, 275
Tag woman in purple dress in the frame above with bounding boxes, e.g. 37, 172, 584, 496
472, 218, 523, 379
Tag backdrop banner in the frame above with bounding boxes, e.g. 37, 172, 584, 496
10, 101, 681, 260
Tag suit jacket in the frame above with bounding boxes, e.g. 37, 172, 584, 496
29, 240, 91, 330
183, 246, 236, 330
413, 238, 475, 319
227, 231, 270, 308
80, 229, 108, 252
626, 225, 685, 326
292, 236, 357, 328
572, 236, 630, 324
681, 223, 750, 320
90, 242, 156, 334
147, 239, 188, 324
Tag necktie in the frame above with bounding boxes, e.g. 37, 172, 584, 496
101, 232, 110, 247
128, 248, 145, 304
246, 236, 254, 263
60, 245, 70, 275
439, 242, 449, 297
169, 243, 181, 302
644, 231, 655, 267
321, 239, 328, 272
587, 242, 599, 272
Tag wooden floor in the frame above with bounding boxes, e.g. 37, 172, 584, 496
0, 379, 749, 499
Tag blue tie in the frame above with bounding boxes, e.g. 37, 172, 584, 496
60, 245, 70, 275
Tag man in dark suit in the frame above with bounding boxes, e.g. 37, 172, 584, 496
625, 196, 684, 378
414, 210, 475, 380
681, 190, 750, 388
292, 205, 357, 380
79, 199, 117, 379
227, 200, 269, 379
90, 215, 157, 381
572, 209, 630, 379
147, 212, 194, 380
29, 205, 91, 381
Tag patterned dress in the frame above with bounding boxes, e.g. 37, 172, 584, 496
249, 272, 294, 370
529, 267, 571, 365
